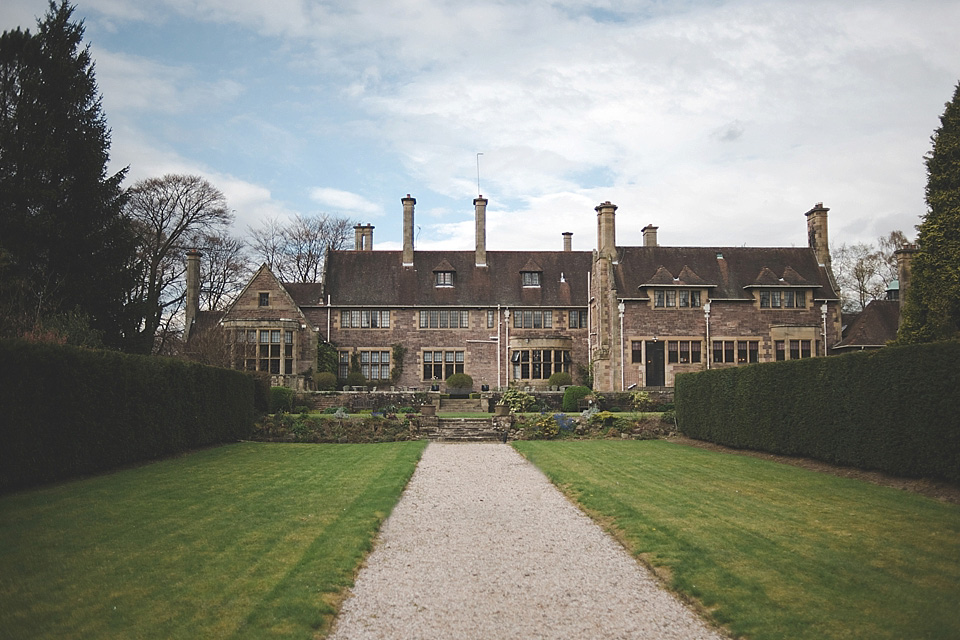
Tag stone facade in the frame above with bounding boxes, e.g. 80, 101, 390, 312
208, 196, 842, 391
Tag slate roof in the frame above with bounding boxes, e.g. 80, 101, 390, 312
322, 250, 594, 307
834, 299, 900, 349
614, 246, 838, 300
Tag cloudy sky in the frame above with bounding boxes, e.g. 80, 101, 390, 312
3, 0, 958, 254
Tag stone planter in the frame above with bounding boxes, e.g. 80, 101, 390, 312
494, 404, 510, 417
419, 404, 436, 416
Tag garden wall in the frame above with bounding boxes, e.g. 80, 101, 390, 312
0, 340, 255, 493
675, 341, 960, 483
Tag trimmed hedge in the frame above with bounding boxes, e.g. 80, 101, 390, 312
675, 341, 960, 483
0, 340, 255, 493
562, 385, 592, 412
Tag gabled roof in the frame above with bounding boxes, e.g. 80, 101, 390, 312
616, 246, 838, 300
676, 265, 710, 286
221, 264, 308, 323
834, 299, 900, 349
750, 266, 782, 287
520, 257, 543, 272
323, 250, 593, 307
432, 259, 455, 273
643, 266, 677, 285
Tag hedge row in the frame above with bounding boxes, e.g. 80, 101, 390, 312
0, 340, 255, 493
675, 341, 960, 483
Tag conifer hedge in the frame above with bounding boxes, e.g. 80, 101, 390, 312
675, 341, 960, 483
0, 340, 255, 492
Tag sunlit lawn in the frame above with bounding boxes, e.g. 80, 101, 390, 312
0, 441, 426, 639
514, 439, 960, 640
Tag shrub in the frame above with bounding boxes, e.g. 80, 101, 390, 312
548, 371, 573, 387
630, 390, 652, 412
533, 412, 560, 439
0, 340, 254, 492
313, 371, 337, 391
345, 371, 367, 387
500, 387, 535, 412
676, 341, 960, 483
562, 385, 592, 412
270, 386, 294, 413
445, 373, 473, 390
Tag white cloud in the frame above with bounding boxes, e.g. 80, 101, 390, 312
309, 188, 384, 217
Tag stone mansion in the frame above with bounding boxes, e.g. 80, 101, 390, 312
188, 196, 843, 392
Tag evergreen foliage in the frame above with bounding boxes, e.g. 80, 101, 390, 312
898, 82, 960, 343
562, 385, 592, 412
0, 2, 134, 348
0, 339, 255, 492
675, 342, 960, 483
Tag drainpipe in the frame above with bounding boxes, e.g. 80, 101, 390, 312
821, 302, 828, 356
504, 308, 511, 387
704, 301, 711, 370
497, 304, 502, 390
326, 295, 332, 342
587, 271, 593, 367
618, 300, 625, 391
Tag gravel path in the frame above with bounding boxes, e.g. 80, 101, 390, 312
329, 443, 728, 640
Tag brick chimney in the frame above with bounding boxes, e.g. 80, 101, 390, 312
402, 194, 415, 266
596, 201, 617, 259
363, 224, 373, 250
642, 224, 659, 247
895, 243, 918, 319
805, 203, 831, 269
474, 196, 488, 267
184, 249, 201, 342
562, 231, 573, 252
354, 224, 374, 250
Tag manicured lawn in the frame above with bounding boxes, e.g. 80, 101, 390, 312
0, 441, 427, 639
513, 439, 960, 640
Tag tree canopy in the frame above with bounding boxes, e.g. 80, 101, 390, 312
898, 82, 960, 343
0, 1, 133, 347
125, 174, 234, 354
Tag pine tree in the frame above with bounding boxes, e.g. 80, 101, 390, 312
0, 1, 134, 348
897, 82, 960, 344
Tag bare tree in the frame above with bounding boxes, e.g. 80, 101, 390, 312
248, 216, 288, 273
832, 230, 909, 313
197, 231, 252, 311
877, 230, 909, 288
247, 212, 356, 283
125, 174, 233, 354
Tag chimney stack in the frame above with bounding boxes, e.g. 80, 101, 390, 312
562, 232, 573, 252
363, 224, 373, 250
595, 201, 617, 259
805, 203, 831, 269
642, 224, 659, 247
354, 224, 374, 251
895, 243, 918, 319
402, 194, 415, 266
184, 249, 201, 342
474, 196, 488, 267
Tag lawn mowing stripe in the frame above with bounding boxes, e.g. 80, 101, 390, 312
0, 441, 426, 640
514, 439, 960, 640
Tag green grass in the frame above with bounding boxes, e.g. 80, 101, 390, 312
513, 439, 960, 640
0, 441, 427, 640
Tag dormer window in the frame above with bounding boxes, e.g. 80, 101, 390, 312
522, 271, 541, 287
435, 271, 454, 287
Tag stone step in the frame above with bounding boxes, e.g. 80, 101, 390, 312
423, 417, 504, 442
438, 398, 485, 412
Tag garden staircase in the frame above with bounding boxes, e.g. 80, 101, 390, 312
423, 417, 504, 442
437, 397, 485, 412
